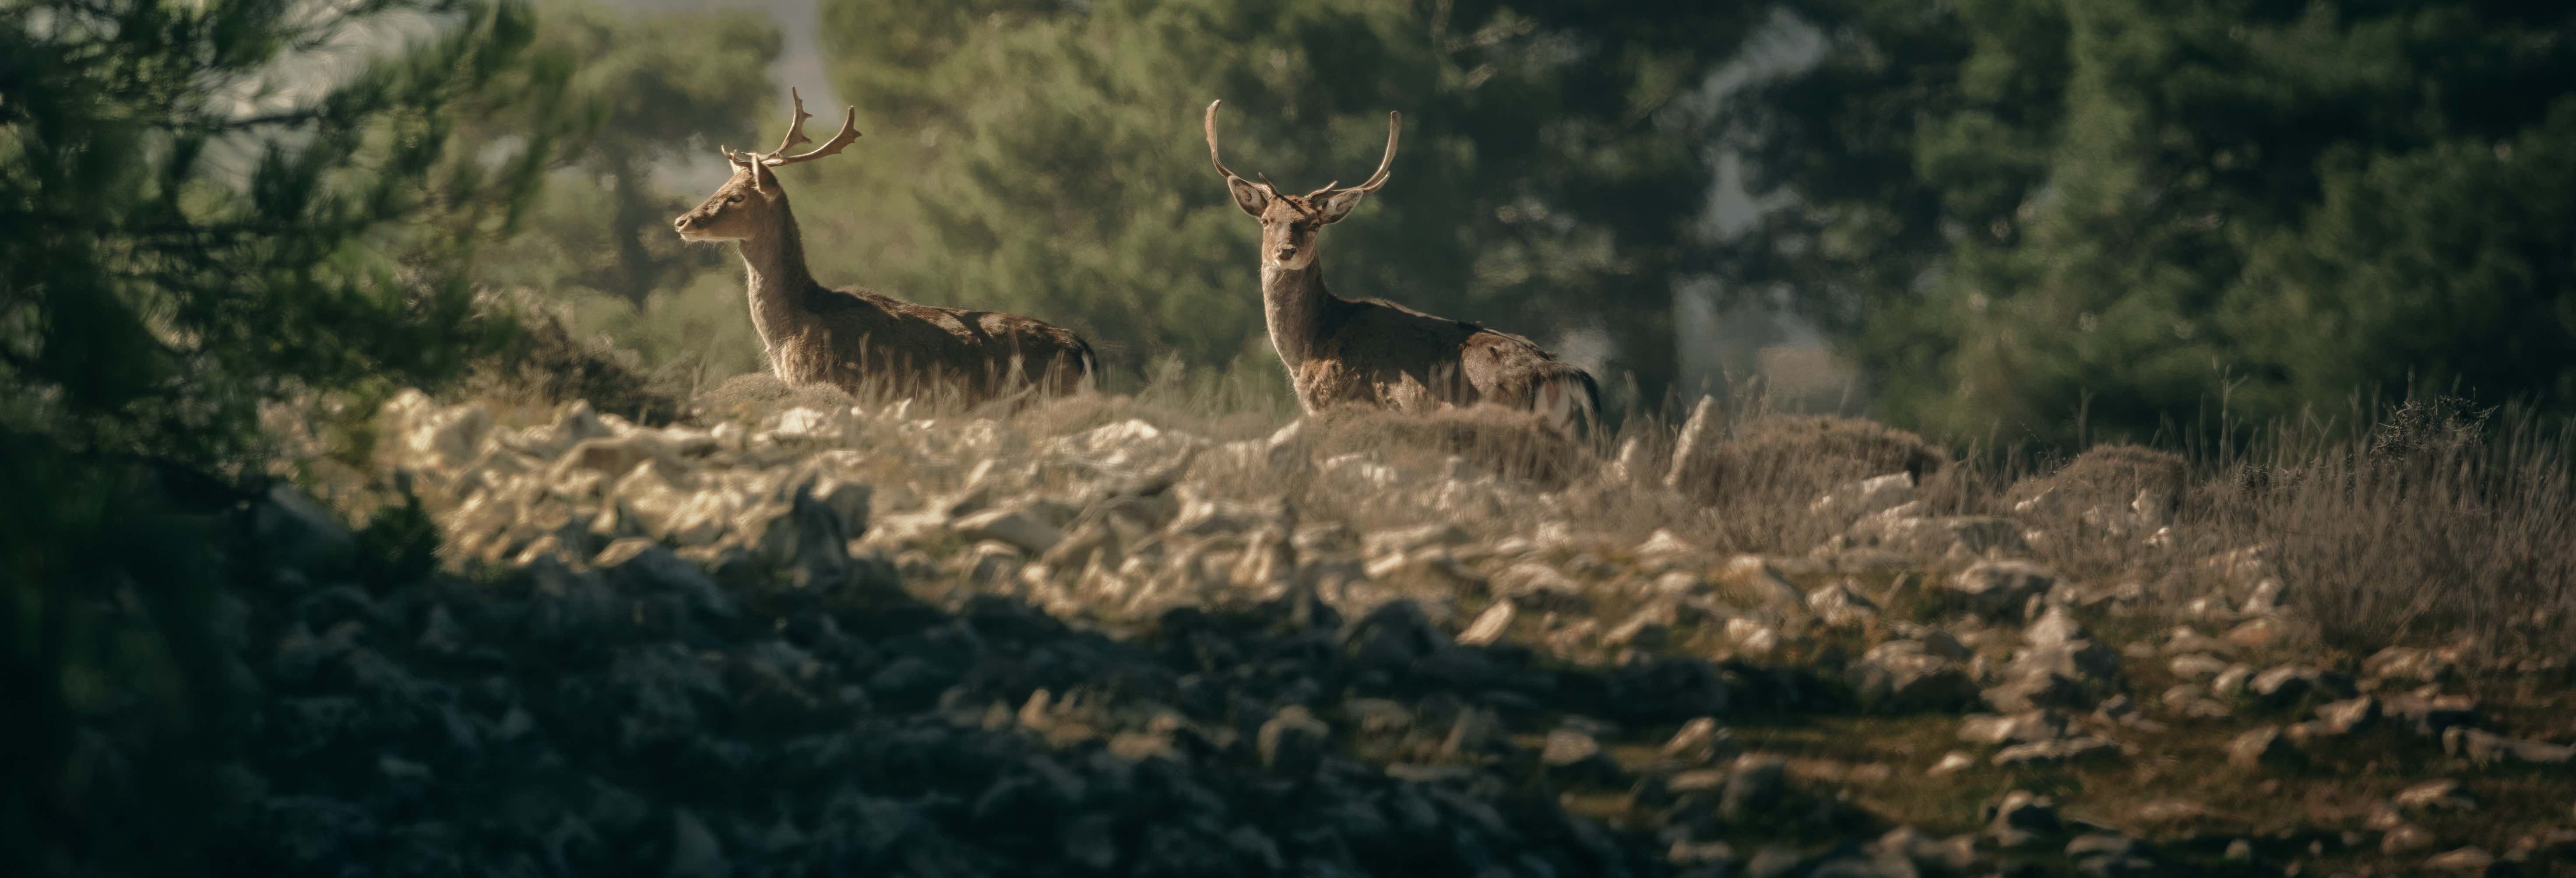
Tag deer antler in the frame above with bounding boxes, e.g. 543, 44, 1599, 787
1204, 100, 1270, 192
1299, 112, 1401, 200
1348, 111, 1401, 194
761, 88, 861, 168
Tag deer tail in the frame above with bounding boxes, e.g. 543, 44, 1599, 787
1074, 337, 1103, 392
1534, 369, 1602, 437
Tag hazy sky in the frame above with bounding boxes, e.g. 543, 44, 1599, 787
575, 0, 840, 112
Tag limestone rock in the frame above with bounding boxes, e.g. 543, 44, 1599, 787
1946, 561, 2057, 620
2443, 727, 2576, 766
1991, 737, 2120, 767
1984, 790, 2062, 849
2226, 726, 2296, 769
1850, 641, 1980, 713
1959, 710, 2072, 746
952, 506, 1067, 555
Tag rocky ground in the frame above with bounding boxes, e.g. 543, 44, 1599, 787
201, 382, 2576, 876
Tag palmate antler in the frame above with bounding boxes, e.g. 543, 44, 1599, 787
721, 88, 862, 173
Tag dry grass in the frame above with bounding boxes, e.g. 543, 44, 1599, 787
522, 355, 2576, 659
465, 299, 689, 426
1300, 407, 1596, 489
1675, 414, 1950, 499
2194, 412, 2576, 655
2008, 443, 2191, 513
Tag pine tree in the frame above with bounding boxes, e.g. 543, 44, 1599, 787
1728, 0, 2576, 443
474, 3, 781, 309
1, 1, 574, 867
808, 0, 1764, 406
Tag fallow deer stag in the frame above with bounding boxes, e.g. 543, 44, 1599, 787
1204, 101, 1598, 433
674, 89, 1098, 404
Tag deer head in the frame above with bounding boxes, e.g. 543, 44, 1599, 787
1204, 100, 1400, 271
674, 88, 862, 242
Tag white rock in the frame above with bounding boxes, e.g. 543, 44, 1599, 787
404, 401, 493, 467
1637, 529, 1695, 558
1662, 395, 1722, 489
1812, 472, 1918, 521
952, 507, 1067, 555
1458, 601, 1517, 646
1717, 555, 1809, 617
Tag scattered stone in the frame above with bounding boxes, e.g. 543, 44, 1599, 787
2066, 832, 2154, 875
1541, 727, 1625, 786
1716, 555, 1810, 617
2509, 827, 2576, 860
1985, 790, 2062, 849
951, 506, 1066, 554
2381, 824, 2436, 855
2168, 653, 2230, 681
1981, 665, 2090, 713
1661, 718, 1737, 765
1362, 523, 1469, 558
2443, 727, 2576, 766
1602, 604, 1673, 650
1928, 752, 1975, 776
1849, 641, 1980, 713
1636, 528, 1695, 558
1667, 839, 1737, 868
1743, 844, 1804, 878
2010, 637, 2123, 683
2288, 696, 2379, 741
2385, 689, 2481, 736
2227, 726, 2297, 769
1661, 396, 1721, 491
1848, 513, 2027, 558
2210, 664, 2256, 699
2134, 800, 2210, 825
1807, 580, 1880, 628
2158, 684, 2235, 720
1812, 472, 1918, 522
2163, 625, 2235, 656
251, 485, 359, 576
1876, 826, 1978, 871
1724, 618, 1781, 657
1718, 755, 1789, 822
1946, 561, 2058, 620
1992, 736, 2120, 767
2365, 646, 2456, 684
1959, 711, 2072, 746
2025, 604, 2089, 646
2393, 780, 2476, 814
2248, 664, 2357, 708
1257, 706, 1330, 775
2223, 615, 2294, 650
2422, 846, 2495, 872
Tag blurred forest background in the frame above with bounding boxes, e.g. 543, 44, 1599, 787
472, 0, 2576, 446
6, 0, 2574, 871
11, 0, 2576, 457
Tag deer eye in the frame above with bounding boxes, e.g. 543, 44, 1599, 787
725, 195, 745, 205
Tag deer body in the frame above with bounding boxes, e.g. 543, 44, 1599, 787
1207, 102, 1597, 432
1260, 262, 1595, 425
678, 90, 1095, 403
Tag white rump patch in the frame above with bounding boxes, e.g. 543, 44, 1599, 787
1535, 376, 1592, 433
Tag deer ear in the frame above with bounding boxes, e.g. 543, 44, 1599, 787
1225, 176, 1271, 218
752, 162, 781, 195
1315, 188, 1369, 224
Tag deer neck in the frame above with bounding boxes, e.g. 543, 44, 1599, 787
1260, 260, 1337, 368
734, 196, 821, 358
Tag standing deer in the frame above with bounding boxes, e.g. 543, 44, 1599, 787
673, 89, 1098, 404
1203, 101, 1599, 433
